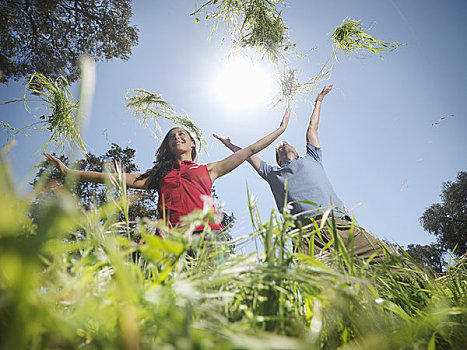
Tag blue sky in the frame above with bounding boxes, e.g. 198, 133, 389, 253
1, 0, 466, 253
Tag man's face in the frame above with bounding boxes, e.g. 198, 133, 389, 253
276, 141, 298, 164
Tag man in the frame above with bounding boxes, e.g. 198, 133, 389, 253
214, 85, 391, 263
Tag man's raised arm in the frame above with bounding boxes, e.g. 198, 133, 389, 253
306, 84, 333, 148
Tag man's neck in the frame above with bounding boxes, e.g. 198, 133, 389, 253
285, 153, 297, 162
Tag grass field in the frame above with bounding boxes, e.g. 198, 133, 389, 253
0, 153, 466, 350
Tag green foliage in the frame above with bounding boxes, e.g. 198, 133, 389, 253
1, 150, 467, 349
0, 0, 138, 84
31, 144, 157, 227
2, 72, 86, 155
405, 242, 445, 273
193, 0, 292, 62
332, 18, 402, 60
420, 171, 467, 256
126, 89, 207, 152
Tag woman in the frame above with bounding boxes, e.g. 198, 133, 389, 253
44, 108, 290, 233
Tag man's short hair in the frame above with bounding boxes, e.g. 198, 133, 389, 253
275, 141, 284, 165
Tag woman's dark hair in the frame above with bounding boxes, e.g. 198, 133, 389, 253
137, 127, 198, 190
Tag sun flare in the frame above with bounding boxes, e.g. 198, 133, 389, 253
215, 59, 274, 109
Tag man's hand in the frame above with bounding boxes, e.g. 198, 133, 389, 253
44, 153, 68, 174
315, 84, 333, 103
213, 133, 239, 152
213, 133, 231, 146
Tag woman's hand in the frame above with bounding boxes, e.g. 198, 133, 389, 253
43, 153, 68, 174
280, 107, 291, 131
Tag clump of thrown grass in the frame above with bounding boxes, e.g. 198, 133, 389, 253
276, 65, 333, 107
3, 73, 86, 155
125, 88, 207, 152
192, 0, 292, 63
239, 0, 288, 60
332, 18, 402, 59
277, 69, 302, 107
125, 89, 173, 129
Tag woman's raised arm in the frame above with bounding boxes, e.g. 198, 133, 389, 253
207, 108, 290, 182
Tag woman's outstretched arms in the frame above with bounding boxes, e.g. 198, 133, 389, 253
207, 108, 290, 182
43, 153, 149, 190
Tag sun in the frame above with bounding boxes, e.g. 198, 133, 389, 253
214, 58, 274, 109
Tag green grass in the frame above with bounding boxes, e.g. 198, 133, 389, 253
1, 150, 466, 349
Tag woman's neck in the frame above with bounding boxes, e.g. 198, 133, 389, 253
175, 153, 193, 164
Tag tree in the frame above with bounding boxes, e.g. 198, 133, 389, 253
404, 243, 444, 273
211, 185, 236, 229
0, 0, 138, 84
419, 171, 467, 256
32, 143, 157, 227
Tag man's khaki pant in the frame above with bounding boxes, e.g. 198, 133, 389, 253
296, 217, 395, 264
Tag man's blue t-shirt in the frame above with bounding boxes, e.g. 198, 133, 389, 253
258, 143, 345, 221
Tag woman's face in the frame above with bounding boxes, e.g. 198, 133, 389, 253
167, 128, 195, 156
